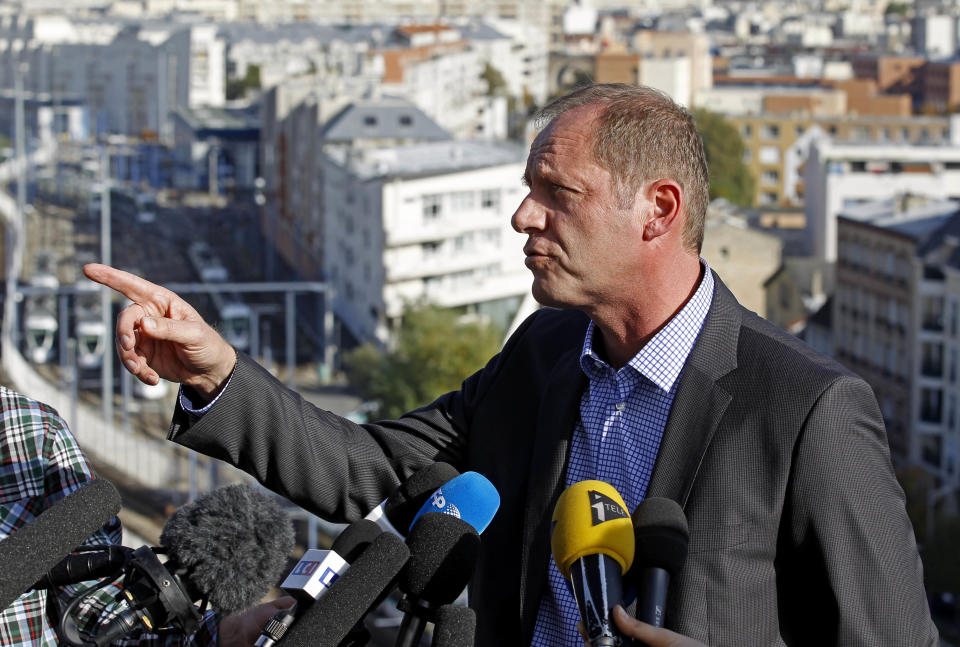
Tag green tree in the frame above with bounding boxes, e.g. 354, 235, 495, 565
481, 63, 507, 97
344, 303, 502, 419
885, 2, 909, 16
692, 107, 756, 207
226, 64, 262, 101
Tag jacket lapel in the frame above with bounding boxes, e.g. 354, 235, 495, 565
518, 345, 586, 643
647, 273, 741, 505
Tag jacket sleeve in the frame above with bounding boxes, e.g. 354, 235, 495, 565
167, 310, 543, 522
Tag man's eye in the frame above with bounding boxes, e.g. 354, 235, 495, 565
552, 184, 567, 193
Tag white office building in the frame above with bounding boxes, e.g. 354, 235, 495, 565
322, 140, 529, 345
0, 16, 225, 140
805, 116, 960, 263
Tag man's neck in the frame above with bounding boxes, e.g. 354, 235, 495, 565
590, 260, 705, 369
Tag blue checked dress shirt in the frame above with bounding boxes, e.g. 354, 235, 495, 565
530, 263, 714, 647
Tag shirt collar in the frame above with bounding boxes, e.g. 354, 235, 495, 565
579, 259, 715, 392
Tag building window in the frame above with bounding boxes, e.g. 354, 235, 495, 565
422, 194, 443, 221
399, 115, 413, 126
759, 146, 780, 164
921, 388, 943, 424
922, 342, 944, 377
922, 295, 945, 332
920, 434, 942, 468
481, 189, 500, 210
363, 115, 378, 127
761, 169, 779, 185
422, 241, 442, 258
742, 124, 752, 138
762, 124, 780, 139
452, 190, 476, 211
742, 148, 752, 163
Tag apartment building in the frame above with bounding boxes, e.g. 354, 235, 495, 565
729, 112, 951, 208
595, 30, 712, 107
919, 59, 960, 113
377, 24, 506, 140
700, 202, 782, 316
853, 53, 960, 112
321, 140, 528, 345
0, 15, 225, 141
834, 197, 960, 481
804, 120, 960, 262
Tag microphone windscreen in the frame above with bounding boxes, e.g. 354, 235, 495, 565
331, 519, 382, 563
431, 604, 476, 647
0, 478, 121, 610
281, 532, 410, 647
630, 497, 689, 576
402, 512, 481, 604
551, 480, 634, 578
408, 471, 500, 534
384, 462, 460, 531
160, 484, 295, 614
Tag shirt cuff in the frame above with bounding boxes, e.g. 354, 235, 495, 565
178, 361, 237, 416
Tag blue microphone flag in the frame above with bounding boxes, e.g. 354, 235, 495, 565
408, 471, 500, 534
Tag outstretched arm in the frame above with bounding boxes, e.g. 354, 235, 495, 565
82, 263, 236, 402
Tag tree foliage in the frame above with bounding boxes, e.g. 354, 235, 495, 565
344, 304, 502, 419
692, 107, 756, 207
226, 64, 262, 101
481, 63, 507, 97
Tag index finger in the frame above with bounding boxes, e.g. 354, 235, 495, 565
83, 263, 174, 306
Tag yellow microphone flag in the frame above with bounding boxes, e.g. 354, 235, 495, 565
550, 480, 635, 579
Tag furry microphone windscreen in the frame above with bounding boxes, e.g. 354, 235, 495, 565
159, 483, 295, 615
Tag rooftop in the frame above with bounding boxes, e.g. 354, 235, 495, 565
173, 105, 260, 138
327, 139, 525, 179
321, 97, 450, 143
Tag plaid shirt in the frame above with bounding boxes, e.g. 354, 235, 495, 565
0, 385, 219, 646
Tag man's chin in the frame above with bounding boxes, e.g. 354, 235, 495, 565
530, 282, 567, 309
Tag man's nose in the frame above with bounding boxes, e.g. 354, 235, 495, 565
511, 194, 546, 233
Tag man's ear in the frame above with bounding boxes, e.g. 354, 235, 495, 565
641, 180, 684, 242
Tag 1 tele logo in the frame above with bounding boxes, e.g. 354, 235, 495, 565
589, 490, 627, 525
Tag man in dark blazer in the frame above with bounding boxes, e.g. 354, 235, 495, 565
84, 84, 937, 646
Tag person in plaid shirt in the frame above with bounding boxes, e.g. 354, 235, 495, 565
0, 385, 287, 646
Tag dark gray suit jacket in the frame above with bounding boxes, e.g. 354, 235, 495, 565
170, 274, 938, 646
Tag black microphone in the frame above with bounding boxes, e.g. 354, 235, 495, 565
33, 545, 132, 589
58, 484, 295, 647
629, 497, 689, 630
365, 462, 460, 535
395, 513, 482, 647
431, 604, 476, 647
279, 531, 411, 647
0, 478, 122, 610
